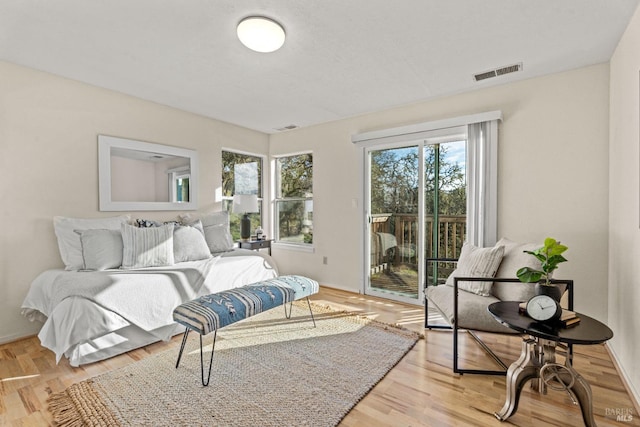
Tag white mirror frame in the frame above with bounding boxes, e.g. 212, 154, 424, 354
98, 135, 199, 211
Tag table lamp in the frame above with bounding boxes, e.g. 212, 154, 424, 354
233, 194, 259, 240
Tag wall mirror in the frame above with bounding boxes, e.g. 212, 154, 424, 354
98, 135, 198, 211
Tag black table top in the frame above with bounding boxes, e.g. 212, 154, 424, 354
488, 301, 613, 345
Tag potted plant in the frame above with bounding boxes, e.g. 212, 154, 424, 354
516, 237, 568, 301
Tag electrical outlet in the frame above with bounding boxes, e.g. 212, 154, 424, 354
323, 256, 328, 265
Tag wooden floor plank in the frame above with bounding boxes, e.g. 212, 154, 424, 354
0, 286, 638, 426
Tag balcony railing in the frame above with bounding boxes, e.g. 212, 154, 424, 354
370, 213, 466, 268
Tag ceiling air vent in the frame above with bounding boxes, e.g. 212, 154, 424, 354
474, 70, 497, 81
474, 62, 522, 82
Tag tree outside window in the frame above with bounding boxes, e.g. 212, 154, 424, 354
276, 153, 313, 245
222, 151, 263, 240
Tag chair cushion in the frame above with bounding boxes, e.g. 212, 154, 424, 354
445, 243, 504, 296
426, 285, 517, 334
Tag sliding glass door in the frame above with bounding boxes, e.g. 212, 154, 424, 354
365, 128, 467, 304
368, 145, 420, 301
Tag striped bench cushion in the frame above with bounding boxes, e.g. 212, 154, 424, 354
173, 275, 319, 335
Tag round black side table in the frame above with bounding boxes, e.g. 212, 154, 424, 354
488, 301, 613, 427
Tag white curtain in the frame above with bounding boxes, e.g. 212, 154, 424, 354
466, 119, 499, 247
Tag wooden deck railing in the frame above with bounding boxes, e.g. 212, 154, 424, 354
371, 213, 466, 267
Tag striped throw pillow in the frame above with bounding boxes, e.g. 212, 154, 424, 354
121, 223, 175, 269
445, 243, 505, 296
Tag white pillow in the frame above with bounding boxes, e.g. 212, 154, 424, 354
445, 243, 505, 296
76, 229, 123, 271
121, 223, 175, 269
203, 224, 234, 254
54, 215, 130, 270
173, 221, 212, 263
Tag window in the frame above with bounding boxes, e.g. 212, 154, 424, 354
169, 169, 190, 202
275, 153, 313, 245
222, 151, 263, 240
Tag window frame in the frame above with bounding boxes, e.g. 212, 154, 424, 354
273, 151, 314, 249
221, 149, 266, 241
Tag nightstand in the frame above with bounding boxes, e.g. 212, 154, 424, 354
238, 239, 272, 255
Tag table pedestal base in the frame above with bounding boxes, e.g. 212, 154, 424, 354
494, 337, 596, 427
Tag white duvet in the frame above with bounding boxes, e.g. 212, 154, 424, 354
22, 250, 278, 365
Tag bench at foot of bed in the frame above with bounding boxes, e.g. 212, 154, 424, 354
172, 275, 319, 385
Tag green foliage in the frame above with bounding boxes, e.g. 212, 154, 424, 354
277, 154, 313, 243
222, 151, 262, 197
303, 231, 313, 244
370, 145, 465, 216
370, 148, 419, 215
516, 237, 568, 285
278, 153, 313, 198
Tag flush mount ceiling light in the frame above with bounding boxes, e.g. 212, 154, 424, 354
237, 16, 285, 53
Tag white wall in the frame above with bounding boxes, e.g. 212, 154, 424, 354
0, 61, 269, 343
609, 4, 640, 404
270, 64, 610, 324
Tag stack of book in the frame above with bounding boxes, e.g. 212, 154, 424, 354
558, 309, 581, 328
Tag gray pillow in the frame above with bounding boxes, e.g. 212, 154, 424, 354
173, 220, 212, 263
445, 243, 505, 296
491, 237, 542, 301
121, 223, 175, 269
203, 223, 234, 254
76, 229, 123, 270
54, 215, 130, 270
198, 211, 230, 228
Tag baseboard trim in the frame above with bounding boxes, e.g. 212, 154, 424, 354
605, 342, 640, 417
0, 333, 37, 346
318, 282, 359, 293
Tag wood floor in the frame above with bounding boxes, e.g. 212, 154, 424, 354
1, 286, 638, 426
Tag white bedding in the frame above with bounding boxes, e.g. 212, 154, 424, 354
22, 249, 278, 366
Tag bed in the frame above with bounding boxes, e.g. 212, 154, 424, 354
20, 212, 278, 366
22, 249, 277, 366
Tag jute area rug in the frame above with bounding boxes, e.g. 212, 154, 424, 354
48, 303, 419, 427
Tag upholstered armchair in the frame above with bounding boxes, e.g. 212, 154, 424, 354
425, 238, 574, 375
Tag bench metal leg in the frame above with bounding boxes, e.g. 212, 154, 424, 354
175, 327, 219, 387
200, 330, 218, 386
283, 297, 316, 327
200, 329, 218, 387
178, 295, 316, 386
175, 328, 191, 369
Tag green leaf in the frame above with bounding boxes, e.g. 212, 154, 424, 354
549, 244, 568, 257
543, 237, 568, 257
523, 249, 546, 262
517, 267, 543, 283
546, 254, 568, 269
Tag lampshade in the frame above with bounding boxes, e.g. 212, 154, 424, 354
232, 194, 259, 213
237, 16, 285, 53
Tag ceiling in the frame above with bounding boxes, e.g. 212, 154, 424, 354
1, 1, 638, 134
